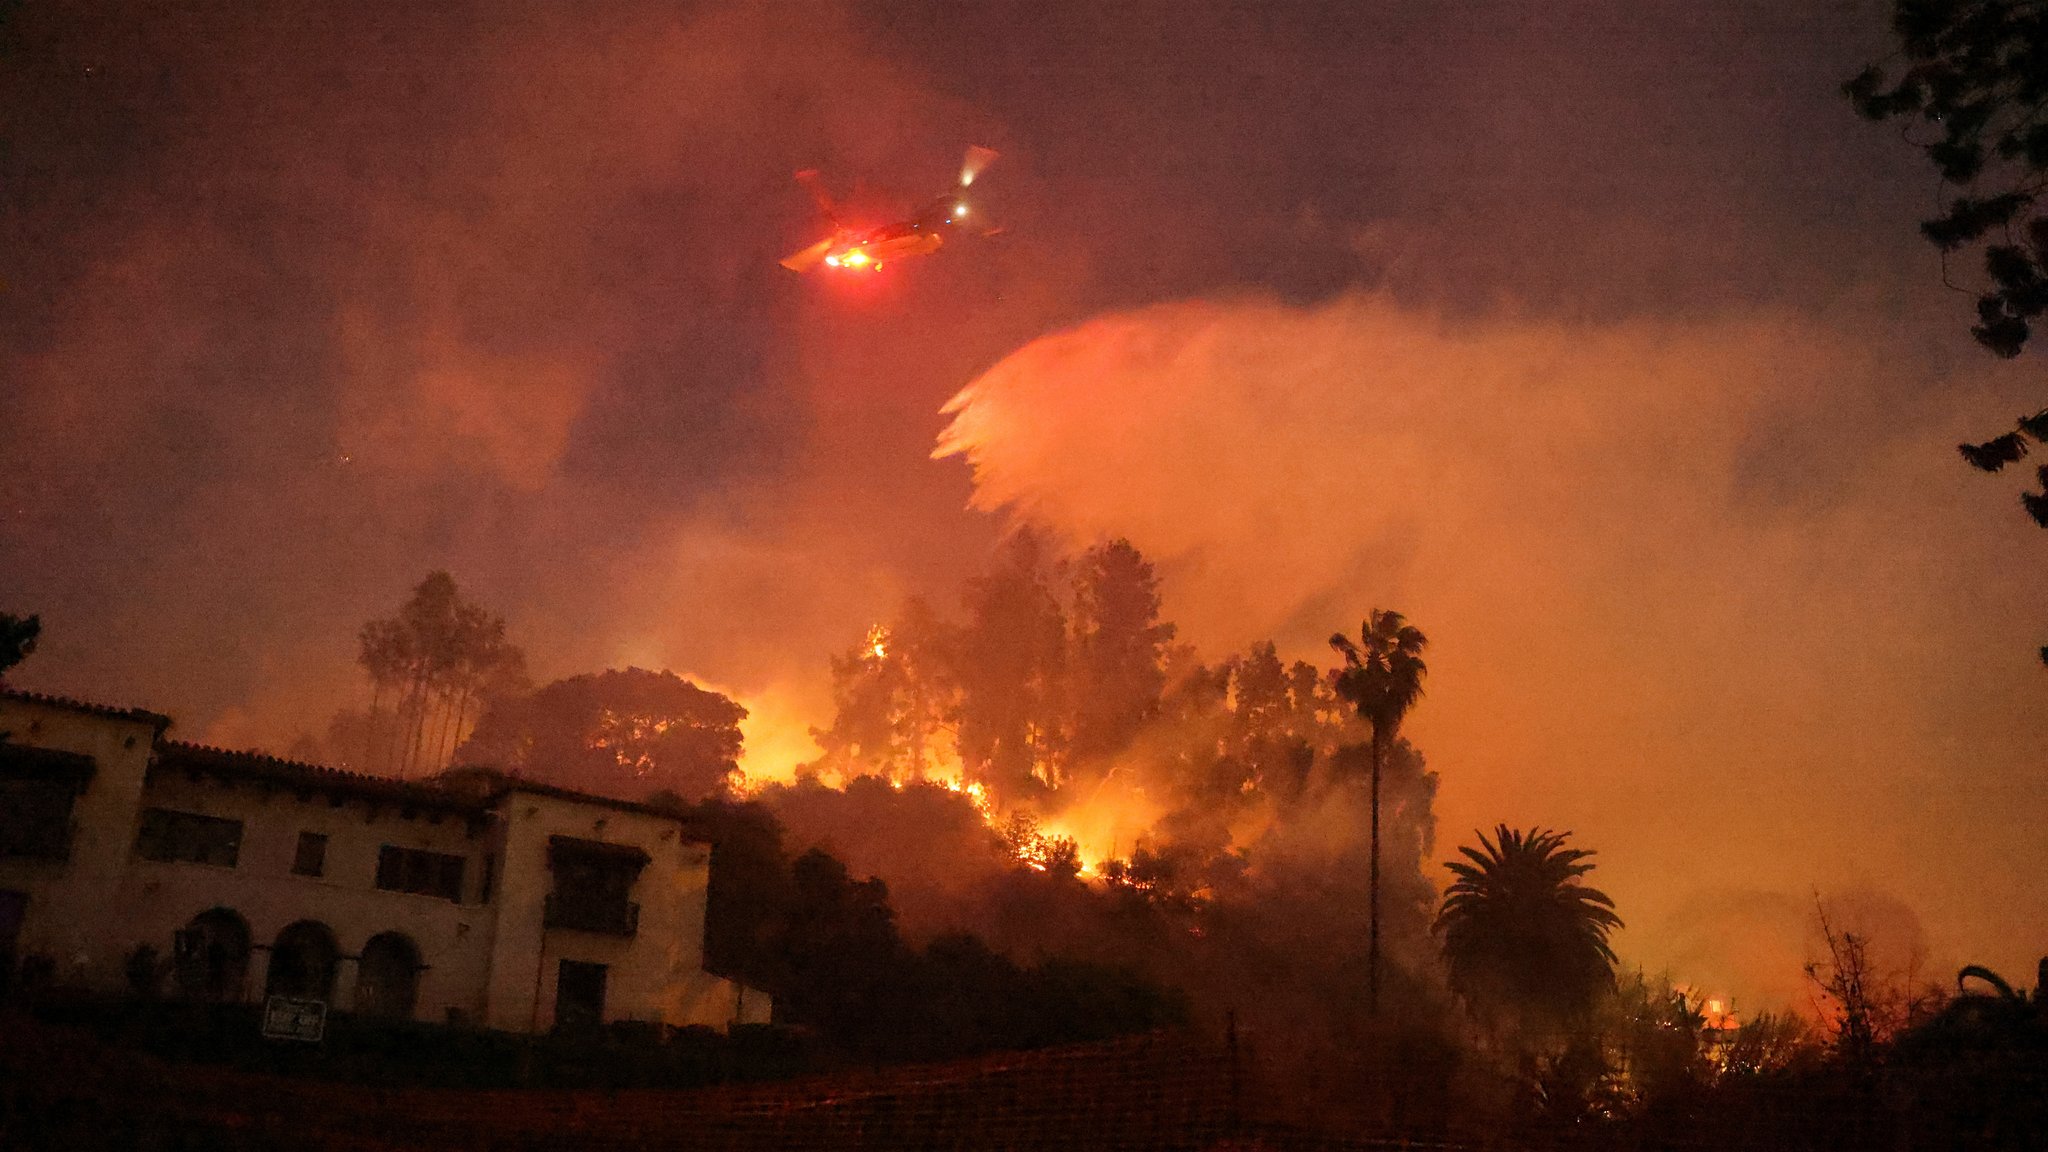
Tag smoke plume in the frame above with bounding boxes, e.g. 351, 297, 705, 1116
937, 292, 2048, 1002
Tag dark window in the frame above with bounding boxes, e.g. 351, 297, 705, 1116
292, 832, 328, 877
0, 745, 91, 862
135, 808, 243, 867
555, 960, 607, 1031
0, 778, 77, 860
544, 838, 645, 936
479, 853, 497, 905
375, 846, 465, 901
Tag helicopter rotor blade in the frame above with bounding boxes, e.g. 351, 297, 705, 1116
959, 145, 998, 188
794, 169, 840, 226
779, 237, 834, 272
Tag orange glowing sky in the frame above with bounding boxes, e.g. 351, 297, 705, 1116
3, 0, 2042, 1008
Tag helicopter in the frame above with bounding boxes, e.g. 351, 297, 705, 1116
779, 146, 998, 274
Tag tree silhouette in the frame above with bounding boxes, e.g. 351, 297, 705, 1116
812, 598, 957, 783
1437, 825, 1622, 1035
0, 612, 39, 680
353, 572, 526, 777
458, 667, 746, 801
1330, 609, 1428, 1014
954, 531, 1069, 798
1068, 539, 1174, 770
1846, 1, 2048, 523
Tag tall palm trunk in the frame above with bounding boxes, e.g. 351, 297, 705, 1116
1368, 727, 1383, 1016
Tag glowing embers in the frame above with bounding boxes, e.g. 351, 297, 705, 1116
589, 708, 677, 778
875, 762, 1126, 880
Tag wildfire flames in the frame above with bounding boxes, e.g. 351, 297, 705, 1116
735, 742, 1135, 880
730, 624, 1144, 880
591, 707, 677, 778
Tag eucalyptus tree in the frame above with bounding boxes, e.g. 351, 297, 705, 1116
354, 572, 525, 777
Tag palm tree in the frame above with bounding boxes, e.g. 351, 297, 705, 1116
1329, 608, 1428, 1014
1437, 825, 1622, 1034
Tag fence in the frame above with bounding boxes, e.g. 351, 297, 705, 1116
4, 1007, 2036, 1151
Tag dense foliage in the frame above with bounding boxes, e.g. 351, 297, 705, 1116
659, 793, 1186, 1062
459, 667, 746, 800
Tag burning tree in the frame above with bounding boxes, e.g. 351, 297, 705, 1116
954, 530, 1071, 795
811, 598, 956, 783
1067, 539, 1176, 773
1215, 642, 1332, 804
789, 533, 1455, 1119
800, 534, 1443, 939
459, 667, 746, 801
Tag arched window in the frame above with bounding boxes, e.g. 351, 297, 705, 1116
173, 907, 251, 1002
355, 932, 421, 1019
264, 920, 339, 1001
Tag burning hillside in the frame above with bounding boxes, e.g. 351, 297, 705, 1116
724, 534, 1436, 947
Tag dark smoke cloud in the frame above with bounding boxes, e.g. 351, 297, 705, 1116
2, 0, 1026, 736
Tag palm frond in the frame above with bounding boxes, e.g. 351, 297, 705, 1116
1435, 823, 1623, 1024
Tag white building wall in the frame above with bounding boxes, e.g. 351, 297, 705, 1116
0, 696, 161, 987
4, 694, 769, 1033
484, 791, 735, 1032
121, 770, 502, 1021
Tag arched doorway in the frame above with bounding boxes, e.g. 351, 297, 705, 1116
264, 920, 339, 1001
354, 932, 421, 1019
174, 908, 251, 1002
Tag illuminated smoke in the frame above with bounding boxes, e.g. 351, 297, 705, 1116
936, 292, 2044, 1004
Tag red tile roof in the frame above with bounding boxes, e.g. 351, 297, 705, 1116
6, 687, 696, 826
151, 744, 697, 827
153, 741, 490, 816
0, 687, 173, 731
485, 772, 699, 823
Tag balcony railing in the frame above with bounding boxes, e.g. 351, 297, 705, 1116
543, 893, 639, 937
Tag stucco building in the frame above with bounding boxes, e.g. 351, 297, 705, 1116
0, 688, 769, 1033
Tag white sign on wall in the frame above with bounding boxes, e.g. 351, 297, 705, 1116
261, 995, 327, 1043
